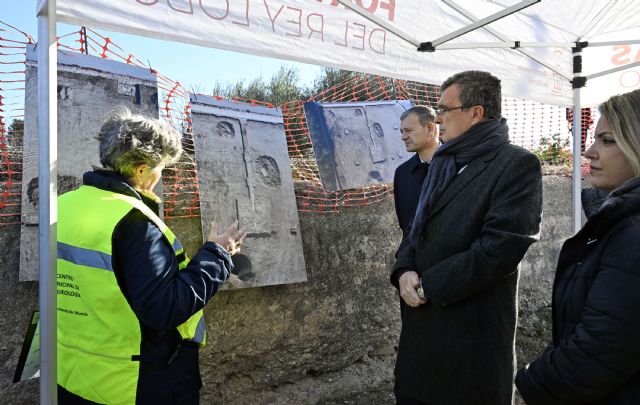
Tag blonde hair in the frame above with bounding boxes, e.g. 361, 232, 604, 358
599, 89, 640, 176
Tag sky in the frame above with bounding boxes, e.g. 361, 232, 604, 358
2, 1, 324, 93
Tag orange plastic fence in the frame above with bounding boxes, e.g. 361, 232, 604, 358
0, 21, 593, 226
0, 21, 32, 225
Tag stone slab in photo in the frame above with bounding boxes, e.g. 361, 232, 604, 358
19, 45, 159, 281
190, 95, 306, 288
304, 100, 414, 191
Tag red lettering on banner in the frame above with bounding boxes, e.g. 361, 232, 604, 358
369, 28, 386, 54
168, 0, 194, 14
355, 0, 374, 8
620, 70, 640, 88
264, 1, 285, 32
233, 0, 250, 27
307, 13, 324, 41
358, 0, 377, 14
334, 20, 385, 53
351, 22, 365, 50
200, 0, 230, 20
335, 20, 348, 47
316, 0, 340, 6
378, 0, 394, 21
315, 0, 395, 22
611, 45, 640, 65
612, 45, 630, 65
134, 0, 388, 55
355, 0, 395, 20
286, 6, 303, 38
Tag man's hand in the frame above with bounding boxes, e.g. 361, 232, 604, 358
208, 220, 247, 255
399, 271, 428, 307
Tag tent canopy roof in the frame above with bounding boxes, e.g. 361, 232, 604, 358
55, 0, 640, 106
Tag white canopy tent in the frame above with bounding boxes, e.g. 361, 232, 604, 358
36, 0, 640, 402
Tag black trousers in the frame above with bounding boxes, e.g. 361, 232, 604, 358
395, 390, 429, 405
58, 386, 99, 405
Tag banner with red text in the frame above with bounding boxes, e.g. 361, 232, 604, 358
56, 0, 640, 107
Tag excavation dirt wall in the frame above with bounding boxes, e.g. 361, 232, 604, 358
0, 175, 572, 404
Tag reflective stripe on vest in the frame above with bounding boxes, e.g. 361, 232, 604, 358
57, 241, 113, 271
57, 185, 205, 404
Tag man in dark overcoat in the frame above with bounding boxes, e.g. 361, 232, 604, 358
391, 71, 543, 405
394, 105, 439, 240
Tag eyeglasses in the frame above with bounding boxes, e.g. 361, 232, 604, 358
435, 105, 469, 115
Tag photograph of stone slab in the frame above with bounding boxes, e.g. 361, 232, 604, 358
19, 45, 159, 281
304, 100, 414, 191
189, 95, 306, 288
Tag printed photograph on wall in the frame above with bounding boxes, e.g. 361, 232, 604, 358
20, 45, 159, 281
190, 95, 307, 288
304, 100, 414, 191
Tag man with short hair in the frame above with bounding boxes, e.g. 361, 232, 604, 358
391, 71, 543, 405
394, 106, 439, 240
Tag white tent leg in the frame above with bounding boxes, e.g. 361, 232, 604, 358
37, 0, 58, 403
572, 72, 583, 234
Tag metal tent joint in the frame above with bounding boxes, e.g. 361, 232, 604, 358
418, 42, 435, 52
572, 76, 587, 89
573, 54, 583, 74
571, 41, 589, 53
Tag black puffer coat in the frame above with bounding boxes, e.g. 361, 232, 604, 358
516, 177, 640, 404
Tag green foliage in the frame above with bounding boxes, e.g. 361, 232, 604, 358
8, 118, 24, 133
209, 65, 305, 105
6, 118, 24, 152
207, 66, 376, 105
534, 133, 572, 166
304, 67, 359, 97
306, 67, 390, 102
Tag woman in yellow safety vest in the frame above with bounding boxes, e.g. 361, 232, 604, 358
57, 106, 246, 404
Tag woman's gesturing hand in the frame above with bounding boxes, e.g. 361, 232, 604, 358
208, 220, 247, 255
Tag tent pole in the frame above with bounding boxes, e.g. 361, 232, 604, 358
37, 0, 58, 403
572, 89, 582, 233
586, 60, 640, 81
571, 45, 586, 234
421, 0, 540, 50
441, 0, 569, 80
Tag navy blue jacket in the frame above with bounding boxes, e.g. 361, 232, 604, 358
64, 170, 234, 404
516, 178, 640, 404
393, 154, 429, 239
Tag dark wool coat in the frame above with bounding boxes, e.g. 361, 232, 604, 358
516, 178, 640, 404
391, 143, 543, 404
394, 153, 430, 239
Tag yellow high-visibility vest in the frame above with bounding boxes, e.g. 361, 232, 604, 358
57, 185, 205, 404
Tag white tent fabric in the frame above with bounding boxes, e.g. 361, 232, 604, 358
56, 0, 640, 106
37, 1, 640, 403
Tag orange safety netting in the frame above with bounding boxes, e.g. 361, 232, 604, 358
284, 77, 594, 212
0, 21, 32, 226
283, 75, 415, 213
0, 20, 594, 226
